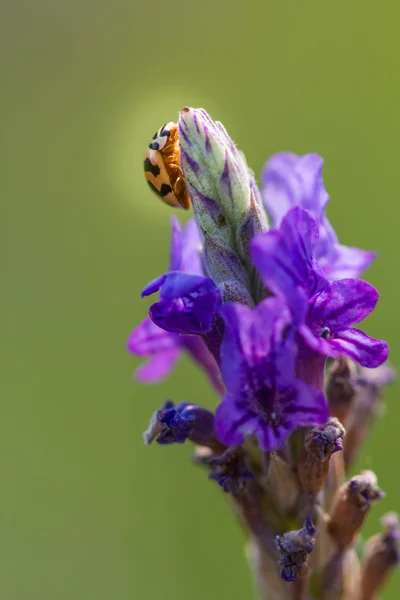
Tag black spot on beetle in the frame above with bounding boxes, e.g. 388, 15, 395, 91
144, 158, 160, 177
159, 128, 170, 137
147, 180, 172, 198
160, 183, 173, 197
149, 141, 159, 150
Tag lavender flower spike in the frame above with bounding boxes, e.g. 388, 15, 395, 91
133, 108, 394, 600
178, 107, 268, 304
261, 152, 376, 279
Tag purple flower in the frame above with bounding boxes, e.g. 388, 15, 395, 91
301, 279, 389, 368
143, 271, 221, 335
143, 400, 221, 450
251, 206, 326, 321
214, 298, 328, 451
262, 152, 375, 279
252, 207, 389, 369
128, 217, 223, 393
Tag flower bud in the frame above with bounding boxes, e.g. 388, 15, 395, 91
276, 516, 316, 583
322, 549, 360, 600
208, 447, 254, 495
178, 107, 268, 304
344, 364, 396, 469
328, 470, 385, 551
143, 400, 222, 451
298, 418, 345, 496
360, 512, 400, 600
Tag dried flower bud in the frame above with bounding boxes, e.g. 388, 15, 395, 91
208, 447, 254, 495
276, 516, 316, 583
344, 364, 396, 469
326, 356, 356, 424
298, 418, 345, 496
360, 512, 400, 600
322, 548, 360, 600
178, 107, 268, 304
328, 470, 385, 550
143, 400, 222, 451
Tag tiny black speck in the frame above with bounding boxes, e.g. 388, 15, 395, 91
217, 214, 226, 227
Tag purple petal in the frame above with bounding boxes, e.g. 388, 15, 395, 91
214, 396, 250, 446
309, 279, 379, 329
287, 380, 329, 425
143, 271, 214, 300
136, 349, 180, 382
262, 153, 329, 226
127, 317, 181, 382
252, 207, 324, 318
255, 419, 297, 452
262, 153, 375, 281
145, 272, 221, 335
127, 316, 178, 356
169, 216, 183, 271
319, 243, 376, 280
180, 218, 203, 275
330, 328, 389, 368
221, 297, 290, 394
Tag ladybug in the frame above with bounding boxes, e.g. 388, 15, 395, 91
144, 121, 192, 209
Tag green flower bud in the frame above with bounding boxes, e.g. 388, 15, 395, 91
178, 107, 268, 304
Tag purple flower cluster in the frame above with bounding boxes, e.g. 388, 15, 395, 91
129, 133, 388, 455
130, 108, 396, 596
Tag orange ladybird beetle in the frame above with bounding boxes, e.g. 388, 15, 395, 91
144, 121, 192, 209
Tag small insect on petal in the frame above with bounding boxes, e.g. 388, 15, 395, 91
143, 121, 192, 209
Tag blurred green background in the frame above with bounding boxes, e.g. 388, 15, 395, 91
1, 0, 399, 598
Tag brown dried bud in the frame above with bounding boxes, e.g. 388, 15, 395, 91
326, 357, 356, 424
276, 516, 316, 583
344, 364, 395, 469
328, 470, 385, 551
359, 512, 400, 600
322, 549, 360, 600
298, 418, 345, 496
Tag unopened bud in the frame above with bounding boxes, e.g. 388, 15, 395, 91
322, 549, 360, 600
143, 400, 222, 452
178, 107, 268, 303
359, 512, 400, 600
328, 470, 385, 550
298, 418, 345, 496
344, 364, 395, 469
